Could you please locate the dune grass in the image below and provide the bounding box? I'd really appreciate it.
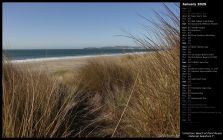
[67,47,179,137]
[2,4,179,138]
[2,61,106,138]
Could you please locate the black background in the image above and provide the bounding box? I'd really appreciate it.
[180,0,222,139]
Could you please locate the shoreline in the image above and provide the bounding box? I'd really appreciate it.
[9,52,148,73]
[10,52,147,63]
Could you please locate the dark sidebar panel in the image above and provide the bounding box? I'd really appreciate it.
[180,0,222,138]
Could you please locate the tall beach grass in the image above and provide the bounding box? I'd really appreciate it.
[2,4,180,138]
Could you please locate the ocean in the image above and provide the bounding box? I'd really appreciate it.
[3,48,147,62]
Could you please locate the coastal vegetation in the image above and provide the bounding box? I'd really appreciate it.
[2,4,179,138]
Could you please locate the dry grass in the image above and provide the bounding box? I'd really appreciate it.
[2,61,105,138]
[76,58,135,93]
[2,4,179,138]
[3,62,71,137]
[113,48,180,137]
[69,47,179,137]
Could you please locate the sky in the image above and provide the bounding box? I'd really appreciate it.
[3,2,179,49]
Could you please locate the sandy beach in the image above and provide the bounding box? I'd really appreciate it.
[12,54,129,73]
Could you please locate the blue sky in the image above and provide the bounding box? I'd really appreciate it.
[3,2,179,49]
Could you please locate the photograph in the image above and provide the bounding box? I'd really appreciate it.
[2,2,180,138]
